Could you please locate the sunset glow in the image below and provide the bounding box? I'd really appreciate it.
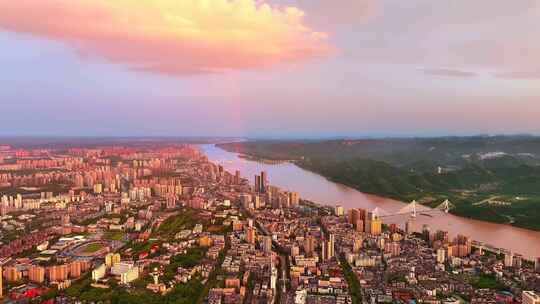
[1,0,539,137]
[0,0,332,74]
[2,1,540,300]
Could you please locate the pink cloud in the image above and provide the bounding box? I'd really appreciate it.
[0,0,333,75]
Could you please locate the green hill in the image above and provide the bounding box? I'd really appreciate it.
[218,136,540,231]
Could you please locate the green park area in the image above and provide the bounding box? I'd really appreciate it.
[59,248,210,304]
[470,274,506,290]
[156,209,205,240]
[339,256,362,304]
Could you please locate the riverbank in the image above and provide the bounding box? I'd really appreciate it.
[236,153,296,164]
[216,143,540,232]
[296,160,540,232]
[203,144,540,259]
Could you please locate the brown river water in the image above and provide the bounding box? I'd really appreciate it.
[202,144,540,260]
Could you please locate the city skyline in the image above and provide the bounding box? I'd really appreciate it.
[2,0,540,137]
[0,140,539,303]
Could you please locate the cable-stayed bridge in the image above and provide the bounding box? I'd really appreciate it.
[372,199,455,219]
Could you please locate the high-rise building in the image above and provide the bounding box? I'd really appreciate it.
[355,220,364,233]
[3,266,22,282]
[289,192,299,206]
[278,193,290,208]
[120,267,139,284]
[321,234,335,261]
[70,261,82,278]
[111,262,133,276]
[92,264,106,282]
[260,171,267,193]
[422,225,431,243]
[364,218,372,234]
[347,209,354,224]
[105,253,121,268]
[321,241,327,261]
[385,242,401,257]
[47,264,69,282]
[110,262,139,284]
[504,252,514,268]
[371,218,382,236]
[436,248,446,264]
[93,183,103,194]
[28,265,45,283]
[334,205,344,217]
[378,238,385,250]
[435,230,449,244]
[446,245,456,258]
[254,175,261,193]
[353,237,363,253]
[329,234,335,258]
[80,260,91,273]
[523,291,540,304]
[234,170,240,184]
[304,235,316,255]
[240,194,252,209]
[266,191,273,206]
[513,254,523,269]
[271,263,278,290]
[348,208,366,231]
[262,236,273,252]
[253,195,261,209]
[451,235,471,257]
[166,195,176,209]
[246,227,257,244]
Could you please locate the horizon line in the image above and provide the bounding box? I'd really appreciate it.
[0,133,538,141]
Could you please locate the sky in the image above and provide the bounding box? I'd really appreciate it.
[1,0,539,138]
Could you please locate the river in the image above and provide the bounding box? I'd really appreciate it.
[201,144,540,260]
